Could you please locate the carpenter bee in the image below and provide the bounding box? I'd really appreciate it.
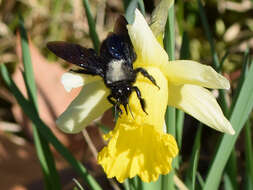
[47,16,159,116]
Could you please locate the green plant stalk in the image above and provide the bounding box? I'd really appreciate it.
[203,61,253,189]
[82,0,100,52]
[224,150,238,190]
[176,32,189,149]
[0,64,102,190]
[73,178,85,190]
[223,50,250,189]
[162,4,176,190]
[123,0,132,10]
[245,120,253,188]
[123,179,130,190]
[223,173,233,190]
[196,0,229,115]
[125,0,139,24]
[143,177,162,190]
[185,126,202,190]
[137,0,145,15]
[230,48,250,116]
[197,0,219,71]
[196,172,205,189]
[19,17,61,189]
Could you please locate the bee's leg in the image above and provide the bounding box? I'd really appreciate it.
[123,103,128,115]
[134,67,160,89]
[127,104,134,119]
[132,86,148,115]
[107,95,122,117]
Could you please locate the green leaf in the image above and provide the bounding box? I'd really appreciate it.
[197,0,219,70]
[19,16,61,189]
[73,178,85,190]
[244,120,253,189]
[0,64,102,190]
[224,150,238,190]
[185,126,202,190]
[143,176,162,190]
[230,48,250,115]
[196,172,205,189]
[123,179,131,190]
[176,32,189,149]
[125,0,139,24]
[223,173,234,190]
[163,4,176,190]
[203,60,253,190]
[82,0,100,52]
[137,0,145,15]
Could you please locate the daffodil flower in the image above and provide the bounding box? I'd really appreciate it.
[56,9,234,183]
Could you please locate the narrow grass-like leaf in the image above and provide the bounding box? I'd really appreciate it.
[218,52,229,73]
[230,48,250,115]
[0,64,102,190]
[123,179,131,190]
[128,176,143,190]
[196,172,204,189]
[97,123,110,134]
[217,52,230,116]
[223,173,233,190]
[164,3,176,142]
[82,0,100,52]
[73,178,85,190]
[222,51,248,190]
[176,32,189,149]
[137,0,145,15]
[19,16,61,189]
[245,120,253,189]
[143,177,162,190]
[129,177,138,190]
[176,109,184,149]
[204,61,253,190]
[185,126,202,190]
[125,0,139,24]
[224,150,238,190]
[197,0,219,70]
[162,4,176,190]
[197,0,229,116]
[123,0,131,11]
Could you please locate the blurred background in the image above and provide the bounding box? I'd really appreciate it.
[0,0,252,189]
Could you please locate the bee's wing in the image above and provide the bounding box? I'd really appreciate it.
[47,41,105,77]
[100,15,136,67]
[113,15,128,36]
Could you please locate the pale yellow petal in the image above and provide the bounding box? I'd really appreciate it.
[127,9,168,68]
[61,72,101,92]
[167,84,235,135]
[163,60,230,89]
[56,80,111,133]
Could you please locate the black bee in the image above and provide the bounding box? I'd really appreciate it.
[47,16,159,116]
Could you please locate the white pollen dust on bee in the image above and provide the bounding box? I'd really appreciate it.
[106,59,128,83]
